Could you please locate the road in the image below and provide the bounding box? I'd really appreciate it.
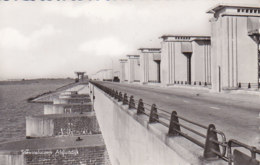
[95,81,260,148]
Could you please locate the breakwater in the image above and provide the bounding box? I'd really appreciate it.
[0,82,111,165]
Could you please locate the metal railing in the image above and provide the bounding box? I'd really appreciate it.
[237,82,260,89]
[90,81,260,165]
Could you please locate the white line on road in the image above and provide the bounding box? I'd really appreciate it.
[210,106,220,110]
[183,100,189,103]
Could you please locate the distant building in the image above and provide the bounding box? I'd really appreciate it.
[119,59,128,82]
[126,55,141,83]
[160,35,211,86]
[207,4,260,91]
[139,48,161,84]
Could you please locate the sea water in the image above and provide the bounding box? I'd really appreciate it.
[0,79,73,143]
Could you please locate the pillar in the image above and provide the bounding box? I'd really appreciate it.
[207,4,260,91]
[139,48,161,84]
[127,55,141,83]
[119,59,128,83]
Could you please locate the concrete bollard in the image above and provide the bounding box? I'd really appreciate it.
[168,111,181,136]
[149,104,159,123]
[203,124,221,159]
[123,93,128,105]
[118,92,123,102]
[137,99,144,114]
[238,82,241,88]
[128,96,135,109]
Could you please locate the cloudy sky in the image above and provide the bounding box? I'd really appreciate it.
[0,0,259,80]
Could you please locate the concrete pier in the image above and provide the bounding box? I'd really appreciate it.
[207,4,260,91]
[44,103,93,114]
[0,83,111,165]
[126,55,141,83]
[139,48,161,84]
[119,59,128,82]
[53,96,91,104]
[0,135,109,165]
[160,35,211,86]
[26,113,100,138]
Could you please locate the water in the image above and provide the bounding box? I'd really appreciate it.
[0,79,73,143]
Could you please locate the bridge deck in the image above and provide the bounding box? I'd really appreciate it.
[97,81,260,148]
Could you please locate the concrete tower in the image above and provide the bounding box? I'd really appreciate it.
[126,55,141,83]
[119,59,128,83]
[139,48,161,84]
[160,35,211,86]
[207,4,260,92]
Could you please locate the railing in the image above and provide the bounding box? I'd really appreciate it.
[174,80,212,86]
[237,82,260,89]
[90,81,260,165]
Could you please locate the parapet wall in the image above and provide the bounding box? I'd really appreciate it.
[44,103,93,114]
[90,83,225,165]
[26,113,100,138]
[0,136,110,165]
[24,146,109,165]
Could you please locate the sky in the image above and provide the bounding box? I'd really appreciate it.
[0,0,259,80]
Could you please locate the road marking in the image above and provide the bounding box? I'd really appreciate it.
[210,106,220,110]
[183,100,189,103]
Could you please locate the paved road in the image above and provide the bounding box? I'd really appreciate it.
[96,81,260,148]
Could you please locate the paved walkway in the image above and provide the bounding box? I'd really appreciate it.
[0,134,104,152]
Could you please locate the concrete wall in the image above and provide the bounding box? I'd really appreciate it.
[0,146,110,165]
[89,83,220,165]
[125,60,129,82]
[161,36,211,86]
[209,6,260,91]
[161,41,171,85]
[161,41,188,84]
[140,50,160,83]
[44,104,93,114]
[119,61,127,82]
[191,40,211,84]
[26,114,100,138]
[24,146,110,165]
[127,56,141,83]
[0,152,24,165]
[53,97,91,104]
[26,116,54,138]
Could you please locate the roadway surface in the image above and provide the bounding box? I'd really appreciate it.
[95,81,260,148]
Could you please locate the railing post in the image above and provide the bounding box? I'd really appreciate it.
[149,104,159,123]
[204,124,220,159]
[123,93,128,105]
[118,92,123,102]
[137,99,144,114]
[238,82,241,88]
[168,111,181,136]
[115,91,119,100]
[128,96,135,109]
[111,89,115,97]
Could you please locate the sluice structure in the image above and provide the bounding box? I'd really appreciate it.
[89,4,260,94]
[160,35,211,86]
[0,83,110,165]
[207,4,260,91]
[126,55,141,83]
[119,59,128,83]
[139,48,161,84]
